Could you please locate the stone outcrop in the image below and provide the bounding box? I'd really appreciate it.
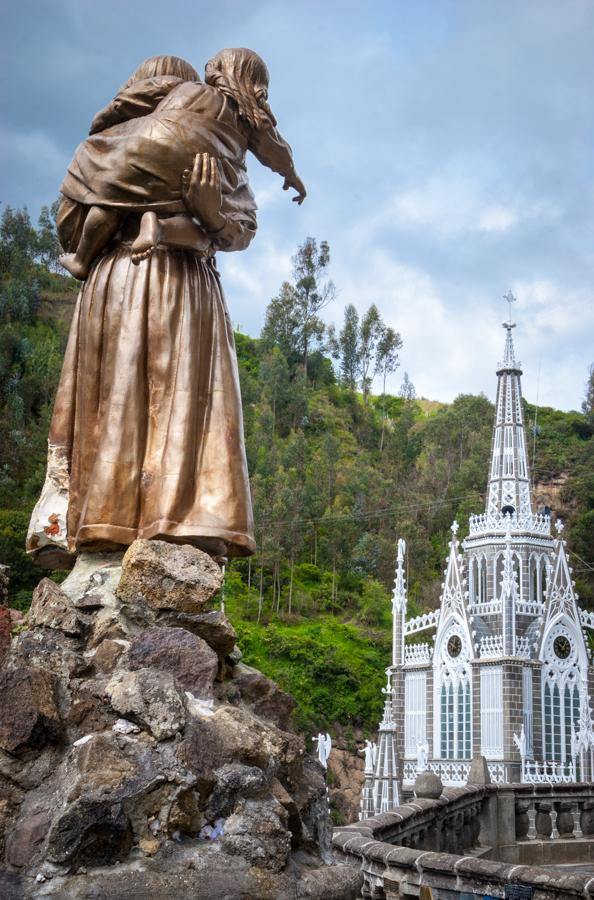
[0,539,361,899]
[327,745,365,825]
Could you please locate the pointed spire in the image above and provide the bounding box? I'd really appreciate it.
[541,522,581,630]
[392,538,407,667]
[485,300,532,519]
[392,538,407,614]
[359,669,400,818]
[501,291,519,369]
[440,523,467,626]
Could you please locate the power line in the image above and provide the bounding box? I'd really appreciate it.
[255,491,484,531]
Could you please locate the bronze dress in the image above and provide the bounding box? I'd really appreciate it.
[27,84,261,560]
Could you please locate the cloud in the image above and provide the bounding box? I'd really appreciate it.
[1,0,593,410]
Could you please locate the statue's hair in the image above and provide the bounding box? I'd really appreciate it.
[205,48,274,129]
[120,55,200,90]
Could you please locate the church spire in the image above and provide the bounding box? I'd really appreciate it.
[485,292,532,519]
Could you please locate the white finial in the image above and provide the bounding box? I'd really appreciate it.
[451,520,459,537]
[555,519,565,535]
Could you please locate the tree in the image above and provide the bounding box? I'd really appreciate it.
[291,238,335,379]
[336,304,360,390]
[376,325,402,449]
[259,347,292,435]
[399,372,416,400]
[358,304,383,403]
[36,201,62,272]
[0,205,37,277]
[582,363,594,421]
[261,282,301,362]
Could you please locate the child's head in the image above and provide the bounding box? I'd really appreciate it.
[121,56,200,91]
[205,48,274,130]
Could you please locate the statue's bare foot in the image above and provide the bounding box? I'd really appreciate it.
[131,212,160,264]
[59,253,89,280]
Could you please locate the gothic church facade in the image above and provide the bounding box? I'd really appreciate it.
[389,319,594,789]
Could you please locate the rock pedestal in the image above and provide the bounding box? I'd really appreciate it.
[0,539,361,899]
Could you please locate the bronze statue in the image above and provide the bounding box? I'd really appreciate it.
[27,50,306,566]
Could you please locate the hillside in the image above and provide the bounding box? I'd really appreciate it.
[1,208,593,740]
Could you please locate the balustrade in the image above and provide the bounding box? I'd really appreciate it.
[468,510,551,535]
[334,780,594,900]
[403,642,432,665]
[404,610,440,635]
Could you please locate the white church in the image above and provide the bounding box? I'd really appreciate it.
[361,307,594,817]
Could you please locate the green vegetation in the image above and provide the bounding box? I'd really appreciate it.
[1,214,593,734]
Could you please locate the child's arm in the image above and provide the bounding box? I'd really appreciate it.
[89,76,184,134]
[248,124,306,204]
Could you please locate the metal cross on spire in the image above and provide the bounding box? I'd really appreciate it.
[503,290,517,329]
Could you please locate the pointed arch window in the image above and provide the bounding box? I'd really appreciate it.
[439,674,471,759]
[436,626,472,761]
[542,628,582,766]
[516,427,527,478]
[494,553,504,600]
[503,426,514,476]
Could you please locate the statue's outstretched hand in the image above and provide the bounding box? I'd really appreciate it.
[283,172,307,205]
[182,153,225,232]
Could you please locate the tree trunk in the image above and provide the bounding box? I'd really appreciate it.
[257,549,264,624]
[380,368,387,452]
[288,558,294,616]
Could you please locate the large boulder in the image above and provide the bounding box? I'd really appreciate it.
[5,810,51,868]
[44,731,175,867]
[47,797,133,865]
[106,668,186,740]
[231,663,296,730]
[126,626,218,698]
[161,609,237,657]
[28,578,82,636]
[117,540,223,615]
[11,628,87,680]
[222,796,292,872]
[178,705,303,782]
[0,666,62,755]
[205,764,268,820]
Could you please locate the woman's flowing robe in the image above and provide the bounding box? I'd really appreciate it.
[27,125,258,561]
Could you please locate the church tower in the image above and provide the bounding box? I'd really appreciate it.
[392,294,594,791]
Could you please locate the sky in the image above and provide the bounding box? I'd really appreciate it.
[2,0,593,411]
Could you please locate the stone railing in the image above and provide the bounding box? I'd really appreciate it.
[467,510,551,536]
[467,598,502,616]
[476,634,533,660]
[403,760,506,787]
[403,642,432,666]
[516,598,545,616]
[404,610,439,636]
[580,607,594,630]
[333,780,594,899]
[522,759,576,784]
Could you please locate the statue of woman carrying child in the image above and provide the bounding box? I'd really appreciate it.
[27,49,306,566]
